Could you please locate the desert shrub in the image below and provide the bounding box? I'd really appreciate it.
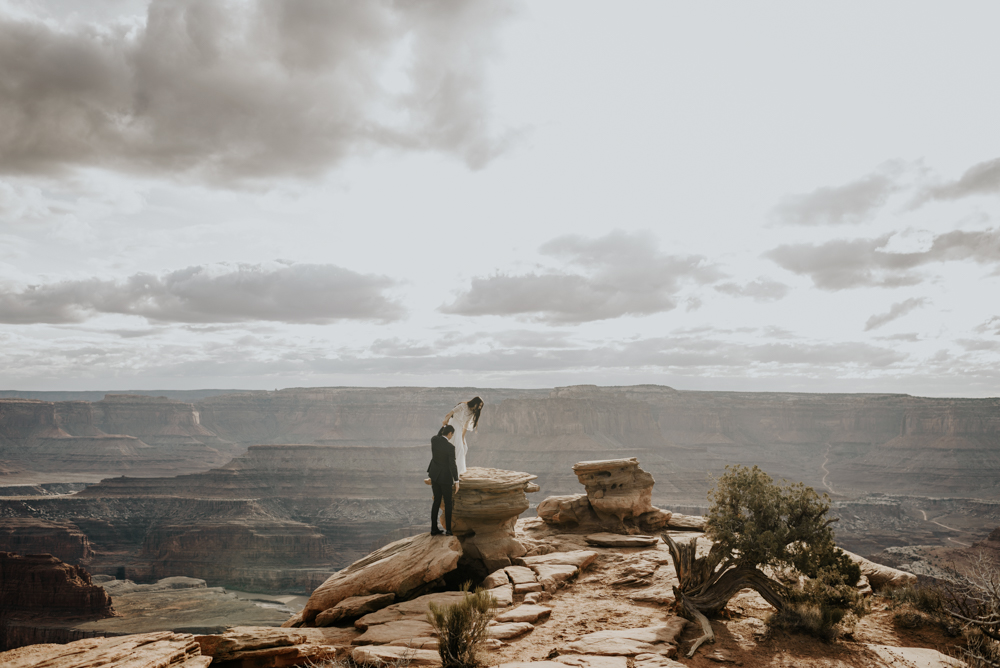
[893,609,929,629]
[427,584,496,668]
[305,655,412,668]
[706,465,859,585]
[960,627,1000,668]
[789,566,869,617]
[885,584,946,615]
[767,601,844,643]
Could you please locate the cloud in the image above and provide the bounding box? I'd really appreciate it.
[772,170,901,226]
[714,278,789,302]
[0,0,516,182]
[441,230,723,323]
[765,228,1000,289]
[915,156,1000,204]
[0,262,403,324]
[864,298,927,331]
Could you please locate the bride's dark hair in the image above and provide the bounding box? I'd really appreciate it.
[468,396,484,429]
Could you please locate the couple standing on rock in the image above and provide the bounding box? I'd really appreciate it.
[426,396,484,536]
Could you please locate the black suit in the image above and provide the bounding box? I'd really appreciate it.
[427,434,458,533]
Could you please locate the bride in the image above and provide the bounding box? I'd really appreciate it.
[442,396,483,477]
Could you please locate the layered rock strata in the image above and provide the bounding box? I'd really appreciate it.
[0,552,114,650]
[0,519,93,564]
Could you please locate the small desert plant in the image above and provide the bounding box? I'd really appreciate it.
[767,601,844,643]
[305,655,413,668]
[427,583,496,668]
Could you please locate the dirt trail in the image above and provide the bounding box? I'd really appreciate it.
[916,509,973,546]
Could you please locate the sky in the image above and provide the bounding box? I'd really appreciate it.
[2,0,1000,396]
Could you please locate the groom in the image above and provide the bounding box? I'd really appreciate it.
[428,424,459,536]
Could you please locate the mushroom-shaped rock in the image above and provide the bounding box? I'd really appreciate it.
[538,459,672,532]
[289,533,461,627]
[453,467,539,572]
[572,458,667,525]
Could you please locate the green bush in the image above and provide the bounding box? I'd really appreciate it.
[427,584,496,668]
[706,465,859,586]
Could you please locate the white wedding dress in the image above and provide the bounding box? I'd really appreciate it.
[446,402,475,476]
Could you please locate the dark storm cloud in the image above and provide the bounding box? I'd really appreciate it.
[864,298,927,331]
[765,228,1000,289]
[915,157,1000,204]
[713,278,789,302]
[440,231,723,323]
[0,263,403,324]
[772,172,900,226]
[0,0,514,181]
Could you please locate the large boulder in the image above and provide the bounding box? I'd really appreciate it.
[538,459,672,532]
[453,467,540,572]
[289,533,461,627]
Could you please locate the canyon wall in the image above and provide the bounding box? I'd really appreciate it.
[0,395,240,478]
[3,384,1000,593]
[0,552,114,650]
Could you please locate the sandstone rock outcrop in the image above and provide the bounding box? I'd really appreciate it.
[538,458,672,533]
[0,631,212,668]
[0,552,114,650]
[454,467,540,572]
[197,625,357,666]
[841,549,918,591]
[292,533,462,627]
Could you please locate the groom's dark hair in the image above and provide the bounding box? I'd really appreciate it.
[438,425,455,437]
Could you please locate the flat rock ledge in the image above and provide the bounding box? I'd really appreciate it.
[289,533,461,627]
[561,619,688,658]
[0,631,211,668]
[454,467,540,572]
[197,626,357,665]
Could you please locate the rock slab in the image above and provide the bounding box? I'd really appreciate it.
[197,626,357,665]
[585,533,659,548]
[316,593,395,627]
[291,533,461,627]
[352,645,443,667]
[495,604,552,624]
